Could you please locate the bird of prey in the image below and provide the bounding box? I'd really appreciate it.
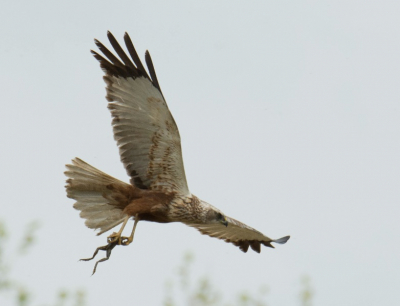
[65,32,290,273]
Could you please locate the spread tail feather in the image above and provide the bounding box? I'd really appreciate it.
[273,235,290,244]
[65,158,134,235]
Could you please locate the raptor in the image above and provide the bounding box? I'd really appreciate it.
[65,32,290,274]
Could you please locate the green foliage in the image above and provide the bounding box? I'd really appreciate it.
[0,220,12,292]
[163,252,271,306]
[299,275,313,306]
[18,221,40,255]
[0,220,86,306]
[164,252,314,306]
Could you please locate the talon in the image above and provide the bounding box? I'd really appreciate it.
[121,236,133,246]
[107,232,122,244]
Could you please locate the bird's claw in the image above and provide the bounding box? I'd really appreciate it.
[106,232,132,245]
[121,236,133,246]
[107,232,121,244]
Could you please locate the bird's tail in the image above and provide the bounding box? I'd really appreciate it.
[65,158,134,235]
[273,235,290,244]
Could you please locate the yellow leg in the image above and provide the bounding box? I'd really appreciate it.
[107,215,129,245]
[121,214,139,246]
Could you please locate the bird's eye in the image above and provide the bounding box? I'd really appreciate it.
[216,212,223,220]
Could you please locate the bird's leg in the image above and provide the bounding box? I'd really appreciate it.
[107,215,130,244]
[121,214,139,246]
[79,240,118,275]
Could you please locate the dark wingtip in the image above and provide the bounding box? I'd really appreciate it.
[250,241,261,253]
[90,50,98,57]
[273,235,290,244]
[262,241,275,248]
[236,240,250,253]
[106,31,114,41]
[239,245,249,253]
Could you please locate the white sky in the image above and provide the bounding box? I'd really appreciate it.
[1,1,399,305]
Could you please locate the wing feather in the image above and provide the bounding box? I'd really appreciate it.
[124,32,151,80]
[144,50,162,95]
[187,216,290,253]
[93,32,189,195]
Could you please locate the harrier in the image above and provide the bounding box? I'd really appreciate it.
[65,32,290,273]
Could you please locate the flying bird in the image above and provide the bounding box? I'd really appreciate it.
[65,32,290,273]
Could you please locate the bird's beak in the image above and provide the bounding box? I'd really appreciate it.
[220,219,228,227]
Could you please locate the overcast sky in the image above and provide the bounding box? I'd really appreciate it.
[1,1,399,305]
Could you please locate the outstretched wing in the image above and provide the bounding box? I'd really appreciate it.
[188,217,290,253]
[92,31,189,195]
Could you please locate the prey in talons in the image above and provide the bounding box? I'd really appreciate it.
[80,215,140,274]
[79,240,118,275]
[106,214,139,246]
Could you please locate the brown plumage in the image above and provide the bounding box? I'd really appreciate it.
[65,31,289,272]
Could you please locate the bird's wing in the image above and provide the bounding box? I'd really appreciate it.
[92,31,189,195]
[187,216,290,253]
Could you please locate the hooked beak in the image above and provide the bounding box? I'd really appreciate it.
[220,219,228,227]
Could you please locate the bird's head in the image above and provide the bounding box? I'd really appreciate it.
[206,209,228,227]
